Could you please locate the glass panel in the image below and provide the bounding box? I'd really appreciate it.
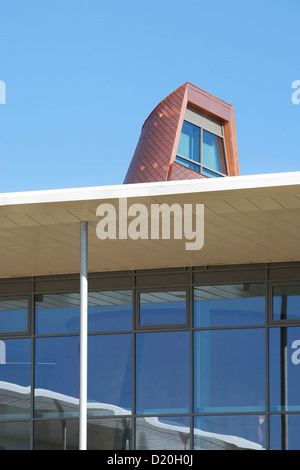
[194,329,265,413]
[0,338,31,419]
[139,291,186,326]
[136,416,190,450]
[202,130,226,174]
[177,121,200,162]
[175,155,199,172]
[136,331,189,414]
[0,298,28,333]
[88,334,132,416]
[87,418,132,450]
[36,291,132,335]
[194,284,265,327]
[273,285,300,321]
[269,327,300,411]
[34,336,79,418]
[194,415,266,451]
[269,414,300,450]
[34,419,78,450]
[35,293,80,335]
[0,421,30,450]
[88,290,132,332]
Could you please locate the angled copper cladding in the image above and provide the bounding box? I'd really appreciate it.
[123,82,239,184]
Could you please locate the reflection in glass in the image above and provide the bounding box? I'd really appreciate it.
[139,291,186,326]
[194,415,265,450]
[34,336,79,418]
[136,416,190,450]
[34,419,78,450]
[177,121,200,162]
[36,290,132,335]
[35,293,80,335]
[269,327,300,413]
[0,338,31,419]
[88,290,132,332]
[269,414,300,450]
[0,421,30,450]
[87,418,132,450]
[88,334,132,416]
[273,285,300,321]
[0,298,28,333]
[194,329,265,413]
[136,331,189,414]
[194,284,265,327]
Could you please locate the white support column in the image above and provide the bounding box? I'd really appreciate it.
[79,221,88,450]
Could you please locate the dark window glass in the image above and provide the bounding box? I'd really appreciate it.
[35,293,80,335]
[34,419,78,450]
[202,130,226,174]
[194,284,265,327]
[269,414,300,450]
[194,329,265,413]
[139,291,187,326]
[88,290,132,332]
[34,336,79,418]
[194,415,266,451]
[87,418,132,450]
[0,338,31,419]
[0,421,30,450]
[136,331,189,414]
[273,285,300,321]
[269,327,300,412]
[88,334,132,416]
[136,416,190,450]
[0,298,28,333]
[177,121,200,162]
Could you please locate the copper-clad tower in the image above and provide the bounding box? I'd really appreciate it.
[124,82,239,184]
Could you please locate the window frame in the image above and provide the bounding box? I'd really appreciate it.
[175,107,228,178]
[193,282,267,329]
[269,281,300,325]
[87,289,133,333]
[0,295,31,337]
[135,287,189,330]
[34,289,133,335]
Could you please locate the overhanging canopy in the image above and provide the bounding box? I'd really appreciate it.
[0,172,300,279]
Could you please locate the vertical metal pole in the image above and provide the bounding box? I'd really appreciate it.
[280,295,288,450]
[79,221,88,450]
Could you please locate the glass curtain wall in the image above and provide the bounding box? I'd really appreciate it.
[1,270,300,449]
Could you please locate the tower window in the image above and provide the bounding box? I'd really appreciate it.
[175,108,228,177]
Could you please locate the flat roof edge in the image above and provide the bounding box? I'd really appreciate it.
[0,171,300,207]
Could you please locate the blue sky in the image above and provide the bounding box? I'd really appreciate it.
[0,0,299,193]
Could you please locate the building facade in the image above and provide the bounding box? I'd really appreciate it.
[2,263,300,450]
[0,84,300,450]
